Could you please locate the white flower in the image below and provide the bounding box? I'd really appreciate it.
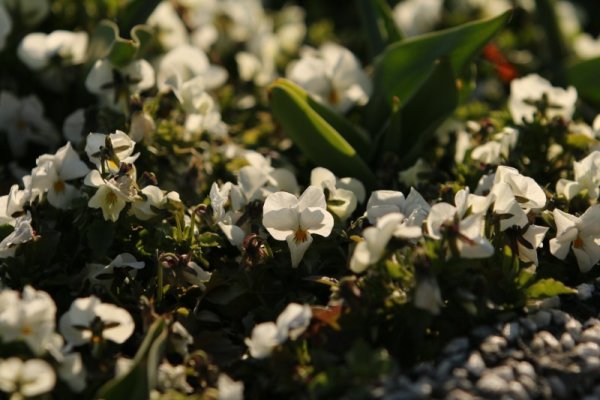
[310,167,365,221]
[494,166,546,210]
[509,74,577,124]
[398,159,432,187]
[85,131,139,173]
[549,206,600,273]
[393,0,443,36]
[365,188,429,239]
[275,302,311,340]
[218,373,244,400]
[3,0,49,26]
[209,182,246,247]
[156,362,193,394]
[84,170,132,222]
[262,186,334,267]
[574,33,600,59]
[170,321,193,356]
[147,1,188,50]
[85,58,155,110]
[556,151,600,200]
[0,4,12,51]
[0,91,58,158]
[58,352,86,393]
[0,213,34,259]
[131,185,180,220]
[471,127,519,165]
[414,275,443,315]
[0,358,55,398]
[350,212,404,273]
[180,261,212,289]
[18,30,88,70]
[62,108,86,145]
[517,224,549,266]
[236,29,278,87]
[129,111,155,143]
[84,253,145,287]
[237,151,298,203]
[287,43,372,113]
[59,296,135,346]
[244,321,280,359]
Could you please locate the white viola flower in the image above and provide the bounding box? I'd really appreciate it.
[218,373,244,400]
[170,321,193,357]
[494,166,546,210]
[62,108,86,145]
[350,212,404,273]
[58,352,86,393]
[156,362,193,394]
[426,199,494,259]
[157,44,227,92]
[84,253,145,287]
[275,5,306,54]
[0,213,34,259]
[0,4,12,51]
[574,33,600,59]
[85,58,155,111]
[263,186,334,267]
[129,111,155,143]
[244,321,280,359]
[398,159,432,187]
[310,167,365,221]
[180,261,212,289]
[132,185,181,220]
[471,127,519,165]
[209,182,246,247]
[147,1,188,50]
[59,296,135,346]
[393,0,443,36]
[414,275,443,315]
[237,151,298,203]
[489,182,528,232]
[84,170,132,222]
[18,30,88,71]
[85,131,139,173]
[550,206,600,273]
[4,184,28,222]
[365,188,430,239]
[556,151,600,200]
[0,91,58,158]
[275,303,312,340]
[3,0,49,26]
[517,224,549,266]
[287,42,372,113]
[509,74,577,124]
[0,358,55,399]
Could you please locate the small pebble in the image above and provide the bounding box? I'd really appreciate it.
[444,337,469,354]
[507,381,530,400]
[529,310,552,329]
[551,309,567,326]
[465,352,485,377]
[548,375,567,398]
[560,332,575,350]
[476,372,506,395]
[574,342,600,359]
[577,283,594,300]
[480,335,507,355]
[502,322,520,342]
[581,326,600,344]
[514,361,535,378]
[566,318,582,338]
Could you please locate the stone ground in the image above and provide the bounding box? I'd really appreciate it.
[382,280,600,399]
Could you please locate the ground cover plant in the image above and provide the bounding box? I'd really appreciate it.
[2,0,600,398]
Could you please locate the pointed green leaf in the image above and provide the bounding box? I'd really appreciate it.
[270,79,377,186]
[86,21,154,69]
[567,57,600,104]
[95,317,167,400]
[525,278,576,299]
[355,0,403,58]
[366,11,511,132]
[118,0,162,34]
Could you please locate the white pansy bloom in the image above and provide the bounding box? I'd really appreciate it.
[287,43,372,113]
[85,58,155,111]
[170,321,193,356]
[517,224,549,266]
[550,206,600,273]
[365,188,429,239]
[237,151,298,203]
[218,373,244,400]
[132,185,180,220]
[398,159,432,187]
[393,0,443,36]
[58,352,86,393]
[244,321,280,359]
[350,212,404,273]
[147,1,188,50]
[157,44,227,92]
[0,358,55,398]
[84,170,133,222]
[84,253,145,287]
[129,111,155,143]
[59,296,135,346]
[0,4,12,51]
[556,151,600,200]
[3,0,49,26]
[0,91,58,158]
[62,108,86,145]
[574,33,600,59]
[310,167,365,221]
[414,275,443,315]
[0,213,34,259]
[180,261,212,289]
[156,362,193,394]
[494,166,546,210]
[509,74,577,124]
[85,131,139,173]
[18,30,88,70]
[263,186,334,267]
[209,182,246,247]
[471,127,519,165]
[275,302,311,340]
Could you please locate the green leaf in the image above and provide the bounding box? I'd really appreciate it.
[96,318,167,400]
[525,278,576,299]
[86,219,115,259]
[355,0,403,58]
[86,21,154,69]
[269,79,377,186]
[117,0,162,35]
[366,11,511,132]
[567,57,600,104]
[535,0,567,84]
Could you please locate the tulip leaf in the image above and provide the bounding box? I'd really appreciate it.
[366,10,511,132]
[269,79,377,186]
[355,0,403,58]
[95,317,167,400]
[567,57,600,104]
[524,278,576,299]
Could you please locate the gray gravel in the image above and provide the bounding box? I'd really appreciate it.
[382,278,600,399]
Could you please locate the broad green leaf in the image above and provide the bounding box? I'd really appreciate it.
[567,57,600,104]
[86,21,154,69]
[366,11,511,132]
[525,278,576,299]
[386,58,459,165]
[275,79,372,158]
[269,79,377,186]
[355,0,403,58]
[535,0,567,83]
[118,0,162,34]
[96,317,167,400]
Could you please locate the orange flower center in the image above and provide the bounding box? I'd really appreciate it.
[328,88,340,105]
[574,237,584,249]
[106,190,118,206]
[53,180,65,193]
[294,229,309,243]
[21,325,32,336]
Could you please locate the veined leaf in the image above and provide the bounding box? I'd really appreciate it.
[355,0,403,58]
[366,11,511,132]
[269,79,377,186]
[525,278,576,299]
[567,57,600,104]
[95,317,167,400]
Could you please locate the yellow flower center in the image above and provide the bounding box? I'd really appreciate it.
[21,325,32,336]
[294,229,309,243]
[53,180,65,193]
[328,88,340,105]
[105,190,118,206]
